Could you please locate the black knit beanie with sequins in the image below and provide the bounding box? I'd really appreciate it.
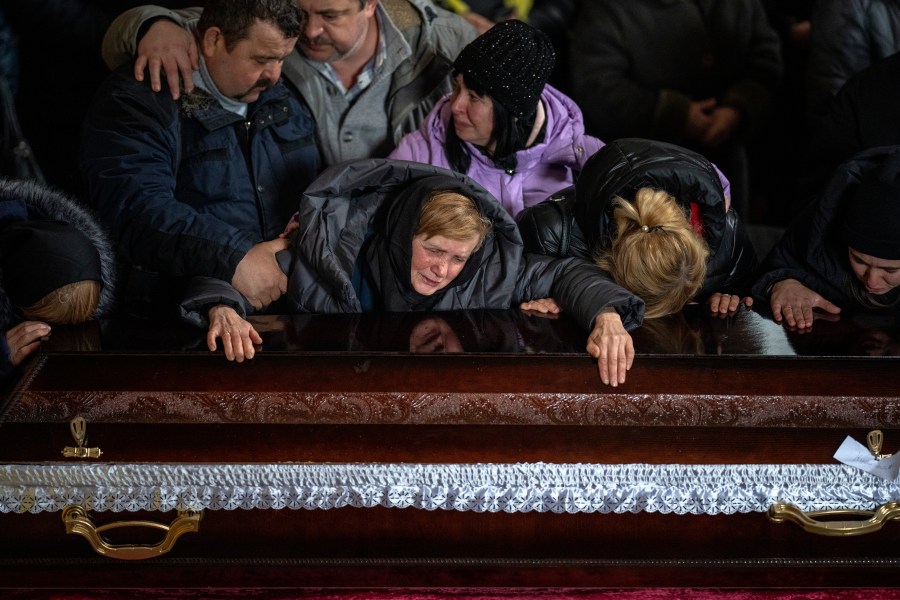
[453,19,556,120]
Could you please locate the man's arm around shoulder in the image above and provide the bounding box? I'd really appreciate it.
[102,5,201,70]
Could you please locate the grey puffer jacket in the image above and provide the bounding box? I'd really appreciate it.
[180,159,644,334]
[102,0,476,167]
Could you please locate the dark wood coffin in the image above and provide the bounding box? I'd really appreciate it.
[2,308,900,589]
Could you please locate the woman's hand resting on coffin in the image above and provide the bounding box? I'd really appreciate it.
[519,297,561,315]
[769,278,841,331]
[207,305,262,362]
[707,292,752,316]
[587,308,634,387]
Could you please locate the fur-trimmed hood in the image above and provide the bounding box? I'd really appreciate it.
[0,179,116,328]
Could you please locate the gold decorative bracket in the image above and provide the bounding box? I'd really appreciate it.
[62,506,202,560]
[768,501,900,536]
[867,429,892,459]
[61,416,103,459]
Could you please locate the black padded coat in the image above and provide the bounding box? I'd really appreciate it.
[516,138,758,301]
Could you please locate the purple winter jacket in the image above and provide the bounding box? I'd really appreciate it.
[388,84,604,217]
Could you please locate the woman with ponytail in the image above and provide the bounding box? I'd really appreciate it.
[596,188,710,319]
[517,137,758,320]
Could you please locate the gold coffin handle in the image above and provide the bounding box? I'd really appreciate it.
[768,501,900,536]
[62,505,201,560]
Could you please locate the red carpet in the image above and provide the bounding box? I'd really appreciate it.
[4,590,900,600]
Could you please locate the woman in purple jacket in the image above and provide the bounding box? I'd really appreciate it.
[388,19,603,218]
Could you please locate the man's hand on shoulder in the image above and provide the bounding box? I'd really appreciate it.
[135,19,199,100]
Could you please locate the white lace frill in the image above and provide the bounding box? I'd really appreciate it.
[2,462,898,515]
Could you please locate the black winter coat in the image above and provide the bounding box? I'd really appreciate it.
[570,0,782,143]
[516,138,758,301]
[81,64,319,314]
[806,0,900,122]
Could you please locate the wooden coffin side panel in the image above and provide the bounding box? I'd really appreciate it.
[3,507,900,588]
[4,353,900,429]
[3,351,900,587]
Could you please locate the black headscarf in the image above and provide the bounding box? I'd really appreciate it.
[364,174,492,311]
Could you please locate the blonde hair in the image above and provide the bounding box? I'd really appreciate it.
[595,188,709,319]
[416,191,493,251]
[21,280,102,324]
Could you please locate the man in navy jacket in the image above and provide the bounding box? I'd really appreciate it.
[81,0,320,319]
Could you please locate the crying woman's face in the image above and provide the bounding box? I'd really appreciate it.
[409,234,478,296]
